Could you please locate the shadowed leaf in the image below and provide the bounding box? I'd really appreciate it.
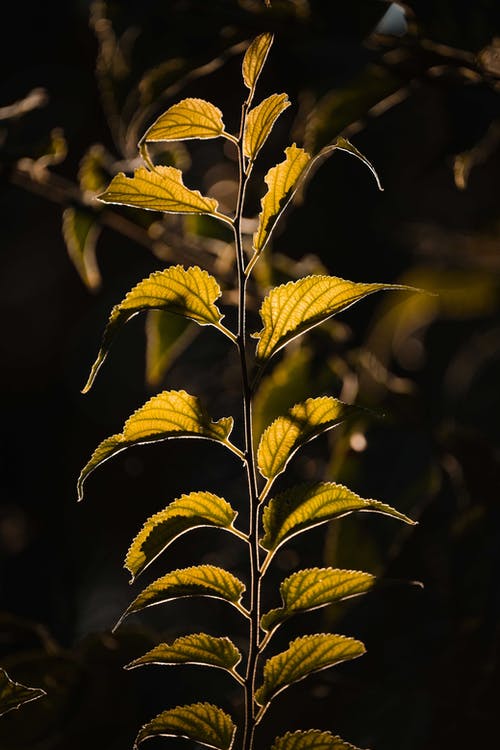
[242,32,274,91]
[82,265,224,392]
[0,668,46,717]
[271,730,366,750]
[255,634,365,706]
[126,633,241,674]
[261,568,375,633]
[145,311,196,388]
[62,207,101,291]
[77,390,233,501]
[125,491,238,581]
[134,702,236,750]
[244,93,290,161]
[144,98,226,142]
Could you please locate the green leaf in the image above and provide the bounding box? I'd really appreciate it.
[77,390,233,501]
[244,93,290,161]
[98,166,218,215]
[144,98,226,142]
[261,481,416,553]
[82,265,225,392]
[125,491,239,581]
[261,568,375,633]
[145,311,195,388]
[0,668,46,717]
[242,32,274,91]
[125,633,241,674]
[257,397,357,483]
[78,143,108,194]
[255,633,365,707]
[271,730,365,750]
[254,275,415,364]
[115,565,246,629]
[253,144,311,253]
[134,702,236,750]
[62,207,101,291]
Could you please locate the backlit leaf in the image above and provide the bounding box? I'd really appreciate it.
[144,98,226,143]
[125,491,238,581]
[98,166,218,215]
[261,568,374,633]
[244,93,290,161]
[254,275,414,364]
[82,265,224,392]
[115,565,246,629]
[77,390,233,501]
[0,668,46,717]
[261,481,415,553]
[145,311,195,388]
[62,207,101,291]
[330,137,382,191]
[253,144,311,252]
[126,633,241,673]
[255,633,365,706]
[78,143,108,194]
[134,702,236,750]
[242,32,274,91]
[272,730,365,750]
[257,397,357,482]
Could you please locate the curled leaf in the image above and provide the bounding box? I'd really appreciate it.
[244,93,290,161]
[134,702,236,750]
[242,32,274,91]
[0,668,46,717]
[144,98,226,142]
[271,730,366,750]
[126,633,241,673]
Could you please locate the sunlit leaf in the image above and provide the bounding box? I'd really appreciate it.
[82,265,224,392]
[244,93,290,161]
[255,634,365,706]
[257,397,357,482]
[144,98,226,143]
[272,729,365,750]
[77,390,233,501]
[261,568,374,633]
[126,633,241,674]
[125,491,238,581]
[329,137,382,191]
[145,311,195,388]
[0,668,46,717]
[134,702,236,750]
[254,275,414,364]
[115,565,246,629]
[261,481,415,553]
[62,207,101,292]
[78,143,108,194]
[253,144,311,253]
[98,166,218,215]
[242,32,274,91]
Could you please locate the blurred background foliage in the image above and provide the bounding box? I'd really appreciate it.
[1,1,499,748]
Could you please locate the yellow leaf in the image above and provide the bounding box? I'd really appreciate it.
[0,668,46,718]
[254,275,416,364]
[244,93,290,161]
[82,265,224,392]
[261,568,375,633]
[134,702,236,750]
[253,144,311,252]
[125,633,241,673]
[261,481,416,553]
[77,390,233,501]
[272,730,366,750]
[125,491,238,581]
[255,633,365,706]
[98,166,218,215]
[144,98,226,142]
[257,397,357,482]
[242,32,274,91]
[62,207,101,292]
[115,565,246,629]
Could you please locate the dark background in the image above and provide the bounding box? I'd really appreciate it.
[1,2,499,749]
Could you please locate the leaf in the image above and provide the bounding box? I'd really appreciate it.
[261,568,375,633]
[82,265,224,392]
[134,702,236,750]
[145,311,195,388]
[244,93,290,161]
[62,207,102,291]
[253,144,311,253]
[333,137,383,191]
[242,32,274,91]
[98,166,218,215]
[261,481,415,553]
[78,143,108,194]
[255,634,365,706]
[144,98,226,143]
[0,668,46,717]
[77,390,233,501]
[125,633,241,673]
[254,275,415,364]
[271,730,365,750]
[257,397,357,482]
[125,491,238,581]
[115,565,246,629]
